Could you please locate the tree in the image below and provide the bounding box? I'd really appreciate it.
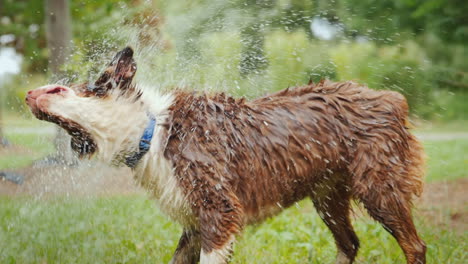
[45,0,77,165]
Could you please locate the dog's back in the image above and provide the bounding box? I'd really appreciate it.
[162,80,424,222]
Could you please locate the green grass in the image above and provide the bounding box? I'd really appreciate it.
[0,196,465,264]
[1,114,55,169]
[0,132,54,169]
[1,131,55,167]
[0,196,180,264]
[424,139,468,182]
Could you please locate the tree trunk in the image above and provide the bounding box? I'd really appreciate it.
[0,79,8,147]
[45,0,77,164]
[46,0,72,74]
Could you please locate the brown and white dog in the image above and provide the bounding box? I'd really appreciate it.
[26,47,426,264]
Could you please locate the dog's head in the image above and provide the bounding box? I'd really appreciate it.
[83,46,138,97]
[25,47,147,160]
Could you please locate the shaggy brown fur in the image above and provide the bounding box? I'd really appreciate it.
[26,47,426,264]
[162,80,426,263]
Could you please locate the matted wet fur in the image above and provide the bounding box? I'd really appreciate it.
[26,47,426,264]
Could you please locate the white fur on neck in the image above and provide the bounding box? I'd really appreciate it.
[133,89,194,226]
[139,85,175,118]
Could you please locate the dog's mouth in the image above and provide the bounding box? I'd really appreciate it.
[44,113,98,158]
[25,85,98,157]
[25,85,68,119]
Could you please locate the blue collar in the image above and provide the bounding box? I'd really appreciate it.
[124,113,156,168]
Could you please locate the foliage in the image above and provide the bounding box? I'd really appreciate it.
[1,0,467,121]
[0,0,47,72]
[0,0,140,73]
[331,0,468,44]
[399,0,468,43]
[329,41,435,117]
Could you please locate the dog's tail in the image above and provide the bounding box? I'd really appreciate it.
[348,91,425,205]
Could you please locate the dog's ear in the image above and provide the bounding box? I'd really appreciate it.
[90,47,137,96]
[107,46,137,87]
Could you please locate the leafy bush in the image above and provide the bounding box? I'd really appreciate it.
[329,41,456,119]
[264,30,335,93]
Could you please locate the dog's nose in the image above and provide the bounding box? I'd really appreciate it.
[25,91,33,103]
[25,90,33,101]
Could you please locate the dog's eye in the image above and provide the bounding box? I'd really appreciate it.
[85,83,108,97]
[87,83,97,91]
[85,83,103,96]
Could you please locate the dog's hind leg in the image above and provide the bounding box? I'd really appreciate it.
[360,192,426,264]
[311,177,360,264]
[170,228,201,264]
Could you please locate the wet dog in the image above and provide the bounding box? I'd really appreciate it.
[26,47,426,264]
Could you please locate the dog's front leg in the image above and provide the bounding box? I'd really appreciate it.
[198,194,244,264]
[169,228,201,264]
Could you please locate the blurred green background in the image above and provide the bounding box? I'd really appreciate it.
[1,0,467,120]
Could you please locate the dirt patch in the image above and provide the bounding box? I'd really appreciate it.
[0,161,143,198]
[0,144,33,156]
[0,179,20,196]
[416,178,468,233]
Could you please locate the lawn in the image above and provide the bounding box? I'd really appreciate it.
[0,115,54,169]
[424,139,468,182]
[0,195,466,264]
[0,116,467,263]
